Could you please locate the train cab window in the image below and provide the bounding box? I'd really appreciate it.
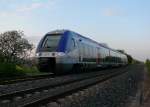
[68,38,76,52]
[72,38,76,47]
[42,34,61,51]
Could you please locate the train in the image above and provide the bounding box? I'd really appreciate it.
[36,30,128,74]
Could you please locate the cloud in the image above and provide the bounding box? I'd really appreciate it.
[0,12,9,17]
[0,11,17,17]
[102,8,124,16]
[17,3,44,12]
[0,0,56,17]
[16,0,56,12]
[26,35,41,45]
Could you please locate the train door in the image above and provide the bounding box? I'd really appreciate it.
[78,39,83,62]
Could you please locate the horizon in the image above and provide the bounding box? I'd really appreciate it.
[0,0,149,61]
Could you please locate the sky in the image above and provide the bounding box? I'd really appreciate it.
[0,0,149,61]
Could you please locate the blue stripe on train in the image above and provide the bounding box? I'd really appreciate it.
[57,31,69,52]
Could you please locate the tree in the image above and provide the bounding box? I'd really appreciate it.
[126,54,133,64]
[117,50,125,54]
[117,49,133,64]
[146,59,150,65]
[0,30,33,64]
[146,59,150,62]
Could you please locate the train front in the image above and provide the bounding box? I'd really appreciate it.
[36,31,66,73]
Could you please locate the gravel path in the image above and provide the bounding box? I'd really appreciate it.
[141,68,150,107]
[129,66,150,107]
[44,64,144,107]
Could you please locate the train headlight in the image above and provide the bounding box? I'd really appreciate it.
[36,53,41,57]
[57,52,65,56]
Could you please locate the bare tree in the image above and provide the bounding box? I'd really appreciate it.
[0,30,33,64]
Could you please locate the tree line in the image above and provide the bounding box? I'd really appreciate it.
[117,50,133,64]
[146,59,150,72]
[0,30,40,77]
[0,30,33,64]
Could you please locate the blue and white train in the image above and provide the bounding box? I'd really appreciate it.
[36,30,128,74]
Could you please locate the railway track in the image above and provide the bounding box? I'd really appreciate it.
[0,73,54,85]
[0,66,130,107]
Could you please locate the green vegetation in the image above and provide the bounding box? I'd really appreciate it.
[16,65,40,76]
[117,49,133,64]
[0,63,21,77]
[0,30,40,79]
[146,59,150,73]
[0,63,40,78]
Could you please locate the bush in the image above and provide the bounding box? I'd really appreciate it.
[0,63,40,78]
[16,65,40,75]
[146,59,150,73]
[0,63,25,77]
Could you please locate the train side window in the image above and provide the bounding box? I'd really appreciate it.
[68,38,76,52]
[85,44,88,56]
[83,44,86,56]
[72,38,76,47]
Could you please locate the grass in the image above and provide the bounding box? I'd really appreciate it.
[146,60,150,73]
[0,63,40,79]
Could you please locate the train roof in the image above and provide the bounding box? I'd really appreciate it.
[47,30,66,35]
[46,29,125,55]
